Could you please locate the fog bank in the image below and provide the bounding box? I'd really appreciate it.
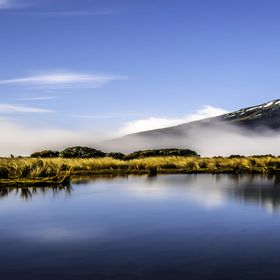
[100,123,280,157]
[1,118,280,157]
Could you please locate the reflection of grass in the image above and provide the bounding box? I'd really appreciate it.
[0,185,72,200]
[1,156,280,185]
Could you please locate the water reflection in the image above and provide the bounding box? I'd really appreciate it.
[232,175,280,212]
[0,185,72,200]
[72,174,129,185]
[72,174,280,213]
[1,174,280,279]
[2,174,280,213]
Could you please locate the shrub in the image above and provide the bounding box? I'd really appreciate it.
[124,149,198,160]
[59,146,106,158]
[228,155,244,158]
[106,152,125,160]
[31,150,59,158]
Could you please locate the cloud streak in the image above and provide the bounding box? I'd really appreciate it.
[0,1,115,15]
[0,103,53,113]
[0,0,30,10]
[70,114,112,119]
[0,0,13,9]
[0,71,126,88]
[14,9,116,17]
[15,96,57,101]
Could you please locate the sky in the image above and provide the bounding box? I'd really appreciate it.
[1,0,280,154]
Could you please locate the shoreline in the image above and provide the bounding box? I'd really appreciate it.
[1,156,280,186]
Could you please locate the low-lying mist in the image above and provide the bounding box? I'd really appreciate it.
[1,118,280,157]
[99,122,280,157]
[0,119,103,157]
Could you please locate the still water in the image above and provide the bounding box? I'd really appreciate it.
[1,174,280,280]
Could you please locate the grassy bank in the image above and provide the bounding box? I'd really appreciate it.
[1,156,280,186]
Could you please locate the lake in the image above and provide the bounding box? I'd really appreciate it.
[1,174,280,280]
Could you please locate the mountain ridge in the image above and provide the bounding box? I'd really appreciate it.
[131,99,280,138]
[102,99,280,154]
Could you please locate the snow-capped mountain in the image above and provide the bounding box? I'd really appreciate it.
[223,99,280,128]
[129,99,280,138]
[104,99,280,154]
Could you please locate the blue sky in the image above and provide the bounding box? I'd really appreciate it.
[1,0,280,154]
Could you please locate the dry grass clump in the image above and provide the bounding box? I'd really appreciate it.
[0,158,61,179]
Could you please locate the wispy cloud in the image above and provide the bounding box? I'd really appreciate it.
[0,71,126,88]
[15,96,57,101]
[0,103,53,113]
[14,9,116,17]
[0,0,13,9]
[118,106,229,135]
[0,0,31,10]
[70,114,112,119]
[0,1,115,15]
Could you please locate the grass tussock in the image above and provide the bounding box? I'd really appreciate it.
[1,156,280,183]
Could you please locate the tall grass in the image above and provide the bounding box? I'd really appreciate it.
[1,156,280,181]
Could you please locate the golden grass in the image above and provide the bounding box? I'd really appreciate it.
[1,156,280,182]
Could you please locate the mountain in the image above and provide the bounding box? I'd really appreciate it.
[103,99,280,155]
[220,99,280,129]
[134,99,280,137]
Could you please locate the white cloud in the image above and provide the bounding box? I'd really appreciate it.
[0,71,126,88]
[0,103,53,113]
[118,105,229,135]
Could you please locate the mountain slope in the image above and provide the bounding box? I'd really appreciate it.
[223,99,280,129]
[126,99,280,138]
[103,99,280,154]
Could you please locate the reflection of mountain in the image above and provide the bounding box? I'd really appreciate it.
[0,185,72,200]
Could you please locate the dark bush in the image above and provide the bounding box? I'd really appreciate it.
[0,166,10,179]
[228,155,244,158]
[251,154,275,158]
[106,152,125,160]
[59,146,106,158]
[31,150,59,158]
[124,149,199,160]
[148,167,158,177]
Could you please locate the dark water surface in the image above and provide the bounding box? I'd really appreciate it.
[1,174,280,280]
